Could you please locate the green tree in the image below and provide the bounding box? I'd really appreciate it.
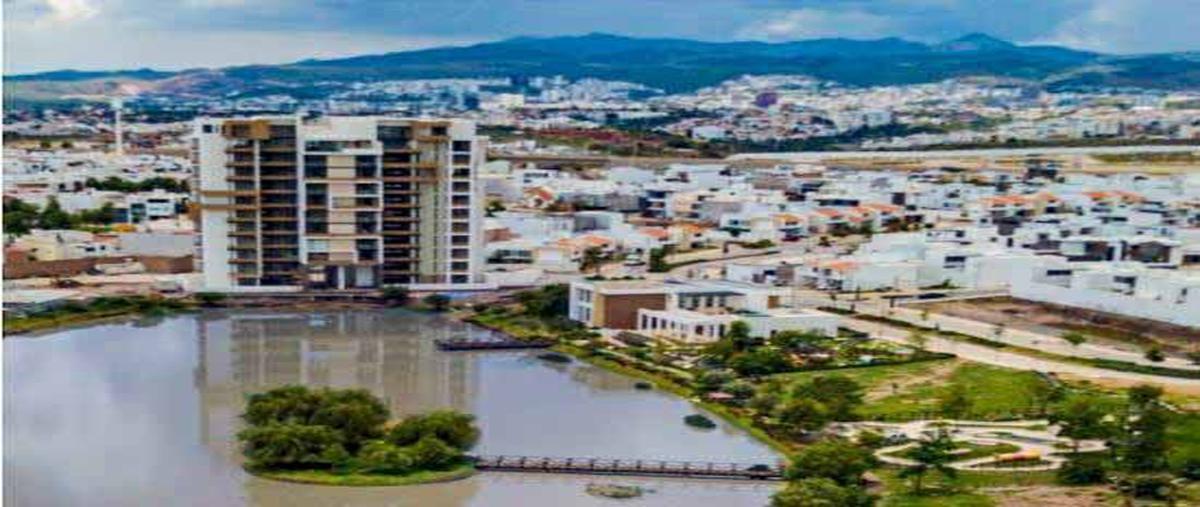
[900,430,958,494]
[785,438,877,486]
[728,347,792,376]
[381,286,410,305]
[1052,395,1111,452]
[749,390,781,417]
[356,440,415,474]
[242,385,325,427]
[38,197,74,229]
[721,380,756,401]
[1028,380,1066,417]
[725,320,758,352]
[771,478,874,507]
[308,388,389,452]
[241,385,388,453]
[769,330,825,350]
[648,247,669,272]
[776,398,831,437]
[3,198,40,236]
[1061,331,1087,347]
[694,370,736,393]
[1144,346,1166,363]
[1117,385,1170,473]
[937,384,972,419]
[580,246,605,274]
[195,292,227,307]
[408,435,459,470]
[423,294,451,312]
[238,423,349,469]
[516,284,568,318]
[388,410,480,451]
[792,375,864,421]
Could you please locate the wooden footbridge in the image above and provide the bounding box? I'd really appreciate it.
[434,339,555,351]
[470,455,785,480]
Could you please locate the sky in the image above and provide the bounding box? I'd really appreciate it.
[5,0,1200,74]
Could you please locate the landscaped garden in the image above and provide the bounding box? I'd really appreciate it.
[453,285,1200,506]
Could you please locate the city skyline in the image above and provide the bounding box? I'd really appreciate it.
[6,0,1200,74]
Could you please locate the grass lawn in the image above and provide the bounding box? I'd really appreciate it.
[774,357,952,389]
[777,359,1056,421]
[884,442,1021,462]
[1168,412,1200,468]
[468,311,568,340]
[250,463,475,486]
[875,469,997,507]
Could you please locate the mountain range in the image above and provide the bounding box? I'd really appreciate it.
[8,33,1200,104]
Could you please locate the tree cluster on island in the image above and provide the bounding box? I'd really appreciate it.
[237,386,479,479]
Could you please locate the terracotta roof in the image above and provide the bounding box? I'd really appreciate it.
[818,260,860,273]
[862,203,902,213]
[638,227,670,240]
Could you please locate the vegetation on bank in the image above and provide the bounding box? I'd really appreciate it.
[238,385,479,486]
[457,284,1200,506]
[4,295,193,334]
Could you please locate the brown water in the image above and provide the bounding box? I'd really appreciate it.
[4,309,779,506]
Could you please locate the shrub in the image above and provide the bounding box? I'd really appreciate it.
[238,423,349,469]
[409,435,459,470]
[786,439,877,486]
[856,431,886,449]
[388,410,480,451]
[195,292,227,307]
[423,294,452,312]
[356,440,415,474]
[1057,456,1108,485]
[1114,473,1176,500]
[1178,458,1200,480]
[381,287,410,305]
[684,414,717,429]
[771,478,874,507]
[1145,346,1166,363]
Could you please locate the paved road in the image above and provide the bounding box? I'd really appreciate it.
[839,315,1200,389]
[823,296,1199,370]
[729,144,1200,162]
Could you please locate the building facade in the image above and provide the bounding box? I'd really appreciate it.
[194,116,488,291]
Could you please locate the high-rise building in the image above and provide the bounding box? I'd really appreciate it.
[193,116,489,291]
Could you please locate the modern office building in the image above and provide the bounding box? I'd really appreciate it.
[193,116,489,291]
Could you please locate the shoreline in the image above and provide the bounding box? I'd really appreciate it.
[247,463,476,487]
[465,313,796,455]
[553,343,795,455]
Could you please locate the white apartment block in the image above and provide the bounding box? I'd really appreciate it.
[194,116,490,292]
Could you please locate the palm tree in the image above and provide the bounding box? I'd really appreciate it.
[900,429,958,494]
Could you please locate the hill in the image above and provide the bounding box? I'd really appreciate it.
[7,33,1199,105]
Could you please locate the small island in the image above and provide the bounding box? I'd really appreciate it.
[238,385,479,486]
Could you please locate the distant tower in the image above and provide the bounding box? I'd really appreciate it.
[111,97,124,156]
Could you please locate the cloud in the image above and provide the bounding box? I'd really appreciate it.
[4,24,471,73]
[1031,0,1200,54]
[43,0,99,23]
[737,7,895,41]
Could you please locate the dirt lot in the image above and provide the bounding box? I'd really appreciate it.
[988,486,1115,507]
[914,297,1200,353]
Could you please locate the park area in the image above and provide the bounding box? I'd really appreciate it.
[451,285,1200,506]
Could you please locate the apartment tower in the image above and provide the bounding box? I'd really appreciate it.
[193,116,487,291]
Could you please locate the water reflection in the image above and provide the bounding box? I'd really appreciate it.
[7,310,778,506]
